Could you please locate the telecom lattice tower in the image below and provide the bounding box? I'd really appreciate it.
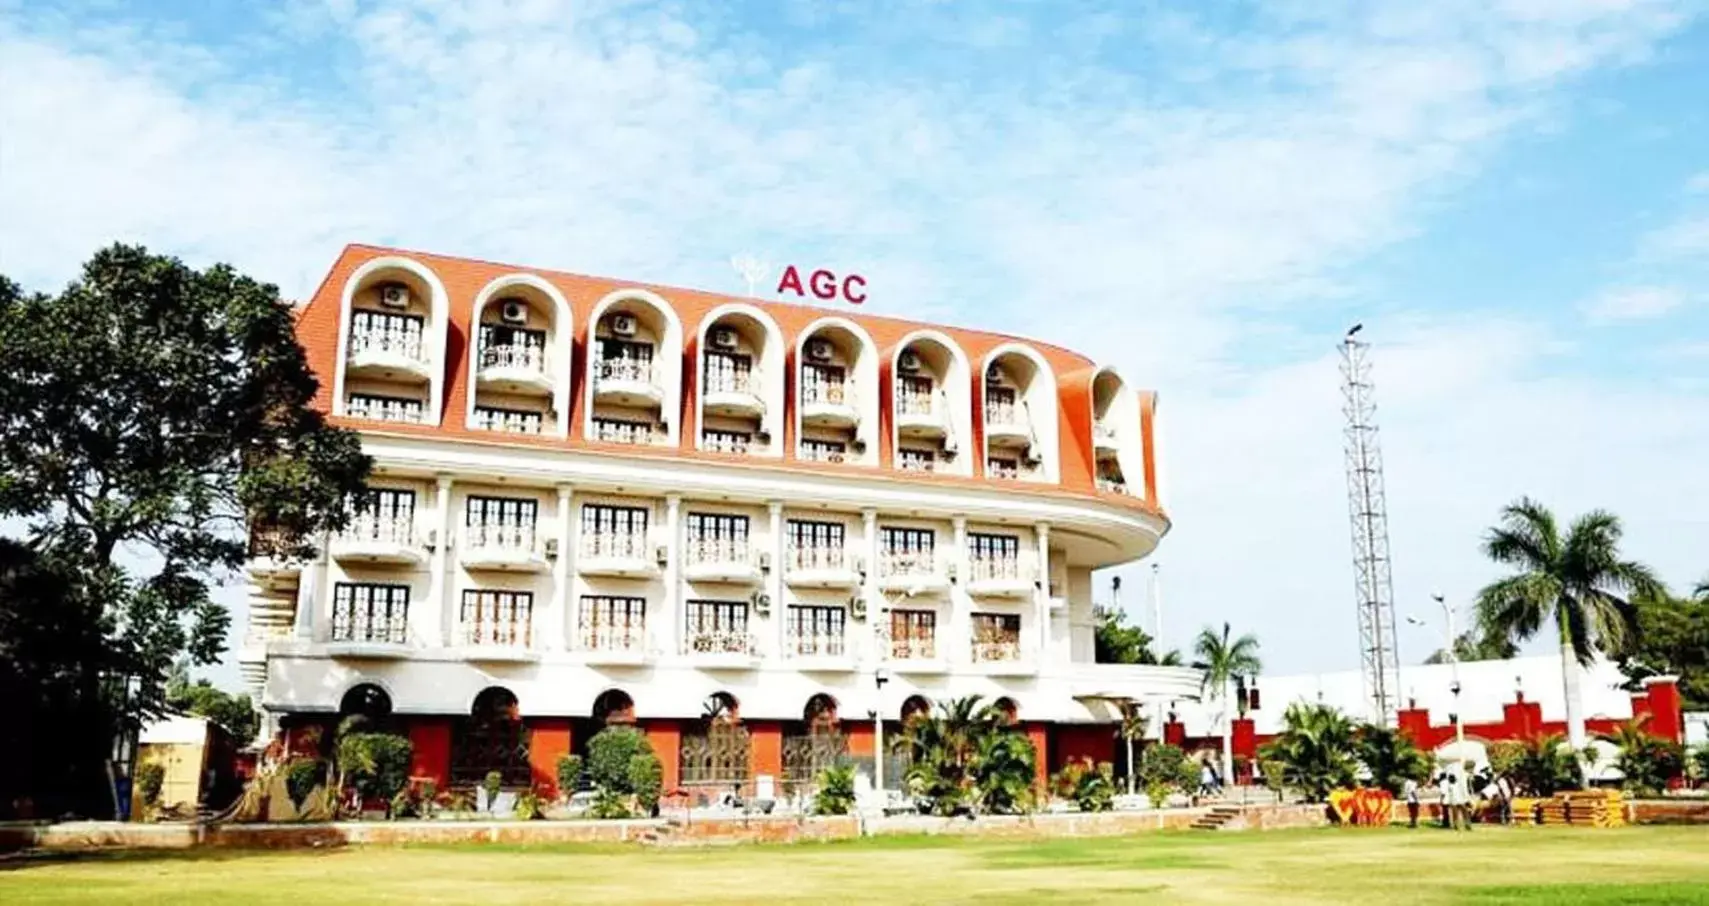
[1339,328,1401,726]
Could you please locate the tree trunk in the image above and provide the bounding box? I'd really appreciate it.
[1220,679,1234,790]
[1126,736,1136,796]
[1559,633,1587,774]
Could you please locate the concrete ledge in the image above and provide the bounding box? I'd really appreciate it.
[1,804,1328,854]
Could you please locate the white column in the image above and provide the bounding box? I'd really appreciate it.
[768,500,786,659]
[294,536,326,641]
[662,494,683,657]
[425,476,454,647]
[549,484,574,651]
[862,508,880,663]
[1034,522,1051,664]
[951,515,969,665]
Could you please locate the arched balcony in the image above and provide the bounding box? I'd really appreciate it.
[585,290,684,448]
[1091,368,1142,496]
[795,318,879,467]
[696,305,784,458]
[981,344,1060,483]
[890,331,972,477]
[334,256,450,426]
[466,274,573,438]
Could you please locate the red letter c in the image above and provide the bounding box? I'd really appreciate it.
[842,274,866,304]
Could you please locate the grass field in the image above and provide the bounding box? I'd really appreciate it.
[3,826,1707,904]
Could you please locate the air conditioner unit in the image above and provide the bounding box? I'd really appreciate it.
[610,313,638,337]
[898,351,921,373]
[806,339,833,362]
[754,428,772,445]
[500,300,528,325]
[379,284,411,309]
[654,544,669,566]
[544,538,559,558]
[757,551,772,572]
[942,437,959,456]
[711,328,738,350]
[751,591,772,616]
[985,363,1003,384]
[851,554,865,575]
[850,438,867,454]
[1022,450,1043,468]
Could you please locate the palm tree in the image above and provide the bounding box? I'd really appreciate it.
[1475,497,1661,753]
[1193,622,1261,786]
[1257,703,1357,802]
[1354,723,1431,795]
[899,695,1033,815]
[1695,576,1709,601]
[1115,703,1148,795]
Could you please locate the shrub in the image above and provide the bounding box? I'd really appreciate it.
[1601,721,1685,796]
[628,752,664,815]
[587,726,653,793]
[483,771,504,813]
[900,695,1035,816]
[418,779,437,818]
[1354,723,1431,795]
[284,757,323,810]
[1692,745,1709,787]
[1074,762,1117,813]
[974,731,1037,815]
[1137,743,1197,804]
[514,787,545,820]
[337,733,413,811]
[135,762,166,812]
[1508,734,1582,796]
[1489,740,1526,781]
[556,754,584,798]
[813,763,857,816]
[588,786,631,820]
[388,789,417,820]
[1257,703,1357,802]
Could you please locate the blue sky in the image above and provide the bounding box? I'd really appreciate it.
[2,0,1706,692]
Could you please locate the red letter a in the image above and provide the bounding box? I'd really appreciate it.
[776,266,804,296]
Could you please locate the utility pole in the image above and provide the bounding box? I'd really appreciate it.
[1340,325,1402,726]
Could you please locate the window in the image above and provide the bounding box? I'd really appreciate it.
[598,338,655,383]
[472,405,542,434]
[465,496,538,549]
[688,513,749,563]
[350,310,424,359]
[479,323,546,371]
[593,418,654,445]
[578,595,646,650]
[896,374,934,414]
[346,393,423,424]
[787,605,846,656]
[787,520,846,570]
[889,608,936,659]
[972,612,1023,661]
[969,533,1020,560]
[985,385,1018,424]
[580,504,649,558]
[702,428,752,455]
[346,488,416,541]
[704,351,753,394]
[987,456,1019,479]
[802,363,847,404]
[800,438,846,462]
[685,600,751,654]
[460,590,533,646]
[898,447,935,472]
[332,583,409,644]
[881,527,934,556]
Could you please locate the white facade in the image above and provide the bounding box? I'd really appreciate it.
[247,433,1199,727]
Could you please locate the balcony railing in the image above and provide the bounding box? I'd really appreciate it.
[787,631,846,658]
[880,550,938,578]
[580,531,651,560]
[1097,478,1130,495]
[971,638,1024,663]
[788,544,849,572]
[346,396,423,424]
[471,407,542,434]
[802,382,852,406]
[594,420,657,445]
[339,514,418,546]
[331,603,408,645]
[481,343,547,373]
[460,608,532,648]
[349,322,425,361]
[598,357,660,386]
[703,432,751,455]
[799,444,847,463]
[465,521,538,552]
[578,617,648,653]
[1093,422,1117,445]
[687,537,752,567]
[683,628,758,656]
[888,636,938,660]
[969,556,1023,583]
[986,400,1021,425]
[704,369,755,395]
[896,389,935,416]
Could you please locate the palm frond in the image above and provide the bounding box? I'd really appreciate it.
[1483,497,1560,569]
[1474,573,1556,644]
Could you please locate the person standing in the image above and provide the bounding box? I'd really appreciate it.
[1435,772,1453,828]
[1497,774,1515,825]
[1403,777,1420,828]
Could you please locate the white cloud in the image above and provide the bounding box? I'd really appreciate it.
[1639,217,1709,261]
[1,1,1703,686]
[1687,171,1709,194]
[1581,285,1688,322]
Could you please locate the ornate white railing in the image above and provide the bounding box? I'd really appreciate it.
[802,381,853,407]
[687,537,752,567]
[969,555,1023,583]
[465,521,538,552]
[349,319,425,361]
[594,419,656,445]
[460,605,532,648]
[788,544,848,571]
[986,399,1021,425]
[579,531,650,560]
[683,629,758,656]
[345,396,423,424]
[787,631,846,658]
[331,600,408,645]
[598,357,660,386]
[577,617,648,653]
[971,638,1025,662]
[1094,421,1118,444]
[703,369,755,395]
[887,636,938,661]
[471,407,542,434]
[880,550,938,578]
[1097,478,1130,495]
[339,514,418,546]
[481,343,547,373]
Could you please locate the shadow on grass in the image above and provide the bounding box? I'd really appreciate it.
[0,845,355,872]
[1458,882,1709,905]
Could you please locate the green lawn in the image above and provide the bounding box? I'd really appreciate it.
[3,826,1707,904]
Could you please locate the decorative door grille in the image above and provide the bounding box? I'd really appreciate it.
[679,721,751,788]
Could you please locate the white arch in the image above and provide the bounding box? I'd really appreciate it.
[891,328,974,476]
[332,255,451,425]
[1089,365,1143,496]
[584,288,686,445]
[982,341,1061,483]
[796,315,881,466]
[467,273,575,438]
[696,302,786,456]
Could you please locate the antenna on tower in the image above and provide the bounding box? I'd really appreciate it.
[1340,325,1401,726]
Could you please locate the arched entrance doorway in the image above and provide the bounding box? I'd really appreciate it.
[679,692,751,799]
[783,693,848,795]
[451,687,531,787]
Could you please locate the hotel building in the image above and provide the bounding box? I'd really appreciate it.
[243,246,1200,796]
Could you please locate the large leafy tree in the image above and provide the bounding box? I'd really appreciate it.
[1423,628,1517,665]
[900,695,1036,815]
[1474,498,1660,752]
[1094,606,1181,665]
[1354,723,1431,795]
[1192,622,1261,785]
[165,662,260,743]
[1611,588,1709,711]
[0,246,370,817]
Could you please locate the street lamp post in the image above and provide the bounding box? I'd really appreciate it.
[872,668,890,798]
[1408,594,1466,756]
